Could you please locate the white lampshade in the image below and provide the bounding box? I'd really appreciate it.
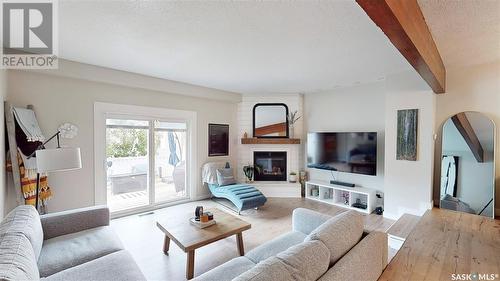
[36,147,82,173]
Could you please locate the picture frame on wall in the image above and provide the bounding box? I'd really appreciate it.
[208,123,229,157]
[396,109,418,161]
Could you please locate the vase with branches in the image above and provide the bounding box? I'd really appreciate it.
[287,110,301,138]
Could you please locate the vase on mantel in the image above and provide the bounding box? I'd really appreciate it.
[289,125,294,138]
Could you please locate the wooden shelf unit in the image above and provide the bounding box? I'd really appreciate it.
[305,180,376,214]
[240,138,301,145]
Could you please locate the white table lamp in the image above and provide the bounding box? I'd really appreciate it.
[36,147,82,173]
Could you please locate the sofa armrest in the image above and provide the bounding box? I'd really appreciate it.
[292,208,332,235]
[318,231,388,281]
[40,205,110,240]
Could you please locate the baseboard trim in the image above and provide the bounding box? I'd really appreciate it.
[383,212,400,221]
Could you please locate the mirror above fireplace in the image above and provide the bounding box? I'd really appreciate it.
[253,103,289,138]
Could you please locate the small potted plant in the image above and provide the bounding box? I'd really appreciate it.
[289,172,297,183]
[243,165,261,183]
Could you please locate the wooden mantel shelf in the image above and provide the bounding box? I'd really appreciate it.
[241,138,301,145]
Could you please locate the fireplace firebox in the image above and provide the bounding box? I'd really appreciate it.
[254,151,287,181]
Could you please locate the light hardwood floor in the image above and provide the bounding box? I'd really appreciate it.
[111,198,394,281]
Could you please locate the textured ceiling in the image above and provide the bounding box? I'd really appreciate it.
[58,1,411,95]
[418,0,500,67]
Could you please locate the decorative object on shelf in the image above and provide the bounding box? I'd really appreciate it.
[253,103,289,138]
[242,165,260,183]
[191,206,216,228]
[299,170,308,197]
[208,123,229,157]
[206,211,214,220]
[397,109,418,161]
[352,198,367,209]
[243,132,248,139]
[288,172,297,183]
[287,110,301,138]
[195,206,204,221]
[375,193,384,215]
[189,217,216,228]
[311,187,319,197]
[200,213,209,223]
[342,192,350,205]
[323,190,334,200]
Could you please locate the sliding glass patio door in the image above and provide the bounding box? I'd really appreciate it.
[105,118,188,213]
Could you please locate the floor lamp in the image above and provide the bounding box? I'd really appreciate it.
[35,146,82,211]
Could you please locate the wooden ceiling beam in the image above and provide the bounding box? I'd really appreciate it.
[451,113,484,163]
[356,0,446,94]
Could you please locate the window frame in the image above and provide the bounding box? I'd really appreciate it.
[94,102,197,217]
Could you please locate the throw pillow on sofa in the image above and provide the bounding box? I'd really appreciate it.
[304,210,364,265]
[216,168,236,186]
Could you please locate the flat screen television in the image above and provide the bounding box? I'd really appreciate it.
[307,132,377,176]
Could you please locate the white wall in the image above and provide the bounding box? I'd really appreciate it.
[303,82,386,191]
[6,66,240,213]
[383,71,436,219]
[0,70,6,219]
[433,61,500,215]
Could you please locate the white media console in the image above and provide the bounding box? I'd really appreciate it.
[305,180,376,214]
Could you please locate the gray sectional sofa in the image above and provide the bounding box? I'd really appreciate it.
[195,208,388,281]
[0,205,145,281]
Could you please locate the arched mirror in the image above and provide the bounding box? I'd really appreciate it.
[440,112,495,218]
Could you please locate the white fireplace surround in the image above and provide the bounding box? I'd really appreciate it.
[236,94,303,198]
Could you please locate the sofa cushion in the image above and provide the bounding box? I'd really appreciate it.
[0,233,40,281]
[276,240,330,281]
[246,231,306,263]
[0,205,44,260]
[42,250,145,281]
[305,210,364,265]
[38,226,124,277]
[233,257,293,281]
[193,257,255,281]
[318,232,387,281]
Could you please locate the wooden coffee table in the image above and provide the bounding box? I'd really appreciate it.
[156,208,251,280]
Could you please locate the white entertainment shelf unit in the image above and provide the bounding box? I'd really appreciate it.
[305,180,376,214]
